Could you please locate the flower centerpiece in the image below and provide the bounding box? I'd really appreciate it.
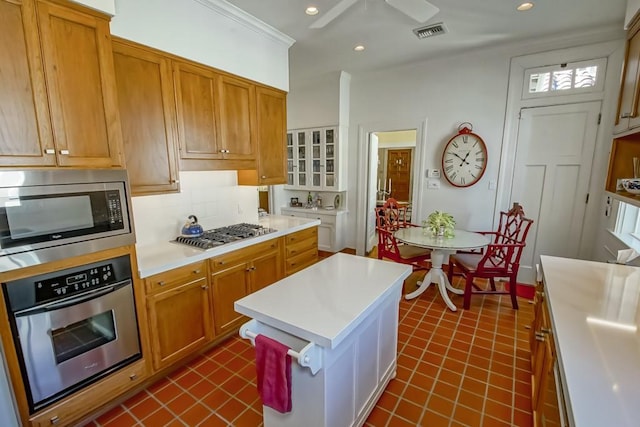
[423,211,456,238]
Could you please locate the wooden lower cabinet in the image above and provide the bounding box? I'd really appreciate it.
[529,282,565,426]
[284,227,318,276]
[145,262,213,371]
[210,239,283,336]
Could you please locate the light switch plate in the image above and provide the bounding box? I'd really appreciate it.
[427,179,440,189]
[428,169,441,178]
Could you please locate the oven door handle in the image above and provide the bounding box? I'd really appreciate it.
[14,280,130,317]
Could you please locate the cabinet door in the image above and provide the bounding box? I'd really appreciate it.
[211,263,250,336]
[615,24,640,133]
[37,0,123,167]
[113,41,179,195]
[287,130,311,189]
[218,75,256,160]
[174,61,222,159]
[147,276,213,370]
[255,86,287,185]
[323,128,338,189]
[250,248,283,293]
[0,0,54,166]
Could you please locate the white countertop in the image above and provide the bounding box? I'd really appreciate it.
[234,253,412,349]
[135,215,320,278]
[280,206,348,215]
[540,255,640,427]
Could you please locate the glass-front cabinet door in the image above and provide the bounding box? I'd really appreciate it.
[285,126,339,190]
[286,130,308,187]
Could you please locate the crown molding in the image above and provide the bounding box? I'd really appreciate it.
[193,0,296,48]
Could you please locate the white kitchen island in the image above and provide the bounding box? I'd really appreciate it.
[235,253,412,427]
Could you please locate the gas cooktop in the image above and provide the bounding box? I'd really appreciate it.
[172,223,277,250]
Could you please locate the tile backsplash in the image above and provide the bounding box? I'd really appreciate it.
[132,171,259,246]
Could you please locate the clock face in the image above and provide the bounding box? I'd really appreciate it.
[442,132,488,187]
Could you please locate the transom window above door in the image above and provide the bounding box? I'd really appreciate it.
[522,58,607,99]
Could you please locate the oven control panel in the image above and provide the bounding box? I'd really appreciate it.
[3,254,133,311]
[34,264,117,302]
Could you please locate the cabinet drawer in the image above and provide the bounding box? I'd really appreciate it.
[29,359,147,427]
[209,239,280,272]
[306,213,335,225]
[145,261,206,293]
[285,227,318,245]
[285,247,318,276]
[286,237,317,258]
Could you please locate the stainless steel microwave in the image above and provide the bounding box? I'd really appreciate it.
[0,170,135,272]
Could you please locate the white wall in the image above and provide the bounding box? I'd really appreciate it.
[86,0,293,90]
[287,72,341,128]
[286,28,626,251]
[132,171,259,246]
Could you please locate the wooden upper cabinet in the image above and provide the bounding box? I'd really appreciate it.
[0,0,54,166]
[217,75,256,160]
[37,0,123,167]
[615,17,640,134]
[112,40,179,195]
[173,61,222,159]
[249,86,287,185]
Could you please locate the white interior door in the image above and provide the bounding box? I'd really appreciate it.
[366,133,379,253]
[511,101,600,283]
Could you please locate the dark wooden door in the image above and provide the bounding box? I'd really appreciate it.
[387,149,412,201]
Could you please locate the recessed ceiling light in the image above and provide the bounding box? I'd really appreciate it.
[517,2,534,11]
[305,6,319,16]
[354,44,365,52]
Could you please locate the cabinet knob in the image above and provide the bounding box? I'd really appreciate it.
[193,269,201,274]
[50,416,60,425]
[129,373,137,381]
[251,266,256,271]
[59,149,69,155]
[44,148,55,155]
[218,261,225,265]
[170,179,180,184]
[157,281,166,286]
[246,267,251,272]
[201,285,209,290]
[262,176,267,179]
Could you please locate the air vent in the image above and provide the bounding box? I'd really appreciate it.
[413,23,447,39]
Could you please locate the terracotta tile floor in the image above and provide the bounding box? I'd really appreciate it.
[86,270,534,427]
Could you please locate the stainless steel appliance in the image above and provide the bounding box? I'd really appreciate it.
[0,169,135,272]
[173,223,276,250]
[2,254,140,413]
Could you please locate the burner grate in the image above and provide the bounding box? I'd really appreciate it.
[172,223,276,250]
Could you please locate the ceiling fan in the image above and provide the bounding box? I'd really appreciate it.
[310,0,440,29]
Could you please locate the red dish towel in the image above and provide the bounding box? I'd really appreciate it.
[255,334,293,413]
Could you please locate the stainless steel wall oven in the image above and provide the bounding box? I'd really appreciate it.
[2,254,141,413]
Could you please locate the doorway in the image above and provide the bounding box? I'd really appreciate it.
[366,130,417,253]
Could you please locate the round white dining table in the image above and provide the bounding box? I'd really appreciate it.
[393,228,490,311]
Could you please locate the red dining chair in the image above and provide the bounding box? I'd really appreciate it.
[376,198,431,271]
[376,227,431,271]
[375,198,413,231]
[447,203,534,310]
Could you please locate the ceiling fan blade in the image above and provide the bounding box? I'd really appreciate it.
[310,0,360,29]
[385,0,439,23]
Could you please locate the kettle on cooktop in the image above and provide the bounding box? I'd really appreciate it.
[180,215,204,238]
